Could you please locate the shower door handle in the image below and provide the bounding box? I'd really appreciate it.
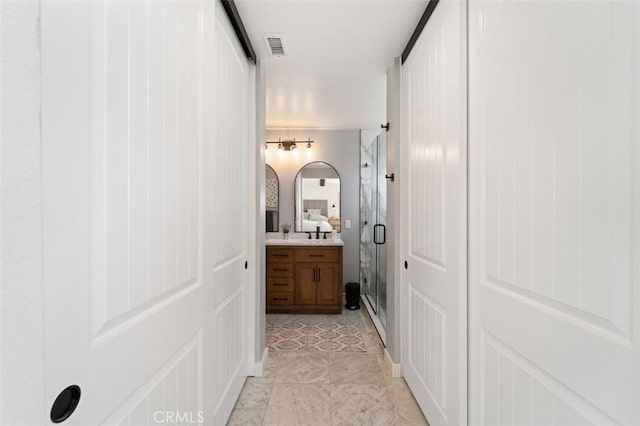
[373,224,386,245]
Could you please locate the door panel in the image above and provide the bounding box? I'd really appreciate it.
[209,3,251,423]
[469,1,640,424]
[317,264,340,306]
[295,264,317,305]
[41,0,251,424]
[401,0,467,425]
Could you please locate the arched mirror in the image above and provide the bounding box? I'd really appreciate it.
[294,161,341,233]
[265,164,279,232]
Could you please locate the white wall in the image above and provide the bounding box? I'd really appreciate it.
[266,129,360,285]
[0,2,46,423]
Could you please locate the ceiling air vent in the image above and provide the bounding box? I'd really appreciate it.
[263,34,287,57]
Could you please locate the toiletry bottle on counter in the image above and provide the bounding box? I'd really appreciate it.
[332,230,338,240]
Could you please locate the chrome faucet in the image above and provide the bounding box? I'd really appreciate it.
[316,226,320,240]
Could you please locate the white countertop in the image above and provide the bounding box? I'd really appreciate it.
[266,237,344,247]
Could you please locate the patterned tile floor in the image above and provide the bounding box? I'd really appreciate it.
[227,307,429,425]
[266,318,367,352]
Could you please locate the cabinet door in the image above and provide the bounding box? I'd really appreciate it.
[295,263,317,305]
[316,263,340,306]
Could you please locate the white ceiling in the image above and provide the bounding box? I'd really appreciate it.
[235,0,426,130]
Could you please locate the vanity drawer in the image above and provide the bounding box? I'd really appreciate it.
[267,292,294,305]
[267,262,294,276]
[267,248,294,262]
[267,278,294,293]
[295,248,340,263]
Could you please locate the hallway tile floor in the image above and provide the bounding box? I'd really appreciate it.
[227,308,428,425]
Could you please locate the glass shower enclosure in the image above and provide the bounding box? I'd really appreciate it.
[360,130,387,342]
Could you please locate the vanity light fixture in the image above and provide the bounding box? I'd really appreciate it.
[306,140,313,158]
[265,138,315,155]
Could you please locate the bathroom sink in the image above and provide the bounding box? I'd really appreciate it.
[265,237,344,246]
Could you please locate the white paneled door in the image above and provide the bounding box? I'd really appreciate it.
[41,0,252,424]
[208,4,251,424]
[401,0,467,425]
[469,1,640,425]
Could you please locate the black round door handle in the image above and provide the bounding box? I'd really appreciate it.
[404,260,408,270]
[51,385,81,423]
[244,260,248,270]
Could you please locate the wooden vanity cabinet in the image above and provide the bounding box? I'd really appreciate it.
[266,245,342,314]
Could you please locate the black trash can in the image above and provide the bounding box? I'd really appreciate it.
[345,282,360,310]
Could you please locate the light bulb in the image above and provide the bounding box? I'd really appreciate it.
[306,142,312,158]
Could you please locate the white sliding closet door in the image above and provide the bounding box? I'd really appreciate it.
[469,1,640,425]
[401,0,467,425]
[208,2,252,424]
[40,0,252,424]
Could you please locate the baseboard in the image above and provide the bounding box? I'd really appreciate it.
[384,348,402,378]
[253,347,269,377]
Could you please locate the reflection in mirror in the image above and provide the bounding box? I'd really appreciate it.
[266,164,279,232]
[294,161,341,233]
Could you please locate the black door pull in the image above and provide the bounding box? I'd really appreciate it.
[51,385,81,423]
[373,224,386,245]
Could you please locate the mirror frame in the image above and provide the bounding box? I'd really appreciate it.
[293,161,341,233]
[265,163,280,232]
